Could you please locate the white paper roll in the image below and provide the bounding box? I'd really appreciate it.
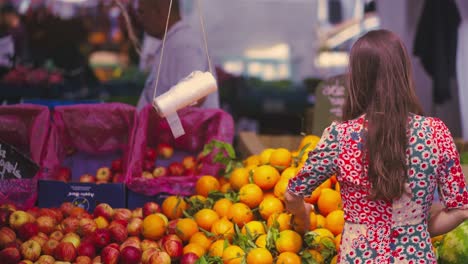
[152,71,218,118]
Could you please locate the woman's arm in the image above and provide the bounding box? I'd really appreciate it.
[428,202,468,237]
[284,191,313,234]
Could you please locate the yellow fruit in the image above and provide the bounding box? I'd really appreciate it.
[221,183,233,193]
[309,211,317,230]
[253,165,280,191]
[330,255,338,264]
[141,214,167,240]
[267,212,292,231]
[239,183,263,208]
[298,135,321,151]
[269,148,292,170]
[317,188,342,216]
[196,175,220,197]
[188,195,207,203]
[241,220,266,236]
[209,239,229,257]
[311,228,335,248]
[275,230,302,253]
[316,214,326,228]
[259,148,275,165]
[175,218,199,242]
[255,234,267,248]
[227,203,254,227]
[183,242,206,257]
[222,245,245,264]
[334,233,342,250]
[213,198,233,218]
[190,231,214,250]
[244,155,261,167]
[246,247,273,264]
[194,208,219,231]
[276,252,301,264]
[161,195,188,220]
[273,179,289,200]
[325,209,345,236]
[211,217,235,241]
[259,196,284,220]
[229,168,251,191]
[307,249,324,263]
[280,167,297,181]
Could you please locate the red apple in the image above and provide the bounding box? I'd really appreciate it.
[39,208,63,223]
[18,222,39,240]
[0,208,12,227]
[109,222,128,243]
[142,171,154,179]
[168,162,185,176]
[77,241,96,258]
[127,218,143,236]
[76,255,92,264]
[42,239,59,256]
[94,216,109,229]
[111,159,123,173]
[26,207,40,219]
[131,208,143,219]
[143,202,161,217]
[120,237,141,251]
[54,241,77,262]
[96,167,112,182]
[113,208,132,223]
[93,203,114,221]
[9,210,32,230]
[35,254,55,264]
[157,143,174,159]
[62,232,81,248]
[36,215,56,235]
[149,250,171,264]
[182,156,197,170]
[120,246,142,264]
[112,172,122,183]
[30,233,47,247]
[79,174,96,183]
[0,227,16,248]
[49,230,64,241]
[166,219,179,234]
[78,218,97,237]
[56,167,71,182]
[152,166,168,178]
[61,217,80,233]
[20,239,41,261]
[140,239,160,252]
[143,160,155,172]
[100,244,120,264]
[0,247,21,264]
[18,261,33,264]
[141,248,158,264]
[59,202,75,217]
[180,252,200,264]
[160,235,183,259]
[92,229,111,249]
[92,255,101,263]
[145,148,157,162]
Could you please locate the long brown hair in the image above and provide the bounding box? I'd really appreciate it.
[343,29,423,201]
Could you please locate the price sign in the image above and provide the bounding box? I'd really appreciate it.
[0,139,39,180]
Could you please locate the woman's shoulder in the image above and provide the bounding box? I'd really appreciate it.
[409,114,448,130]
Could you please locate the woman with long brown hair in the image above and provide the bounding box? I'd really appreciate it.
[285,29,468,263]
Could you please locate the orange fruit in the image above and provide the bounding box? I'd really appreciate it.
[211,217,235,241]
[304,187,322,204]
[311,228,335,244]
[280,167,297,182]
[218,176,229,186]
[269,148,292,170]
[255,234,267,248]
[241,220,266,236]
[275,230,303,253]
[267,212,292,231]
[162,195,188,220]
[330,175,338,185]
[319,179,332,189]
[276,252,301,264]
[246,247,273,264]
[273,179,289,200]
[325,209,345,236]
[244,155,261,167]
[317,188,342,216]
[309,211,318,230]
[189,231,214,250]
[209,239,229,257]
[298,135,320,151]
[213,198,233,218]
[175,218,199,242]
[196,175,220,197]
[141,214,167,240]
[253,165,280,191]
[183,242,206,257]
[306,249,324,263]
[188,195,207,203]
[263,192,276,200]
[194,208,219,231]
[334,233,342,250]
[239,184,263,208]
[316,214,326,228]
[227,203,254,227]
[259,148,275,165]
[229,168,251,191]
[259,196,284,220]
[221,183,233,193]
[335,182,341,192]
[222,245,245,264]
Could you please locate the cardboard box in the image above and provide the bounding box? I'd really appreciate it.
[37,180,126,212]
[237,131,303,158]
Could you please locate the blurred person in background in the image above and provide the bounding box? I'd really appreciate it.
[135,0,219,111]
[0,2,28,65]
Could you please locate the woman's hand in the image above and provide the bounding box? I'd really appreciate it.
[284,191,313,235]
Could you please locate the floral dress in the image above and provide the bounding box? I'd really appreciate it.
[287,114,468,264]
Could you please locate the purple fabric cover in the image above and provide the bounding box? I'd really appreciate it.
[0,104,51,209]
[48,103,137,182]
[126,105,234,196]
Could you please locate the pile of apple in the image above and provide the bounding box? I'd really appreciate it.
[0,201,195,264]
[140,143,201,179]
[54,157,125,184]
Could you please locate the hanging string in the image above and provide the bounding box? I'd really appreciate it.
[196,0,214,76]
[152,0,174,100]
